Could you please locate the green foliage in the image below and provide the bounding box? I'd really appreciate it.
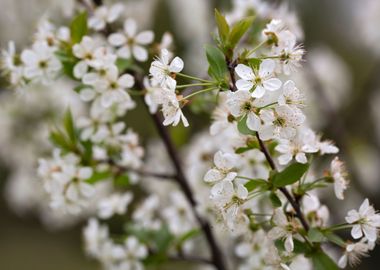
[235,139,259,154]
[63,109,76,144]
[272,163,309,188]
[275,238,311,254]
[114,173,131,188]
[205,44,228,81]
[311,250,339,270]
[55,50,77,79]
[86,170,113,184]
[228,16,255,49]
[237,115,255,135]
[214,9,230,43]
[323,231,346,247]
[214,9,255,58]
[70,11,88,44]
[244,179,268,192]
[308,228,326,243]
[269,192,282,207]
[116,58,133,73]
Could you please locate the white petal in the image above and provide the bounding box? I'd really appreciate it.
[246,112,261,131]
[118,74,135,88]
[132,45,148,62]
[235,64,254,80]
[124,19,137,37]
[79,182,95,198]
[263,78,282,91]
[204,169,224,182]
[236,184,248,199]
[363,224,377,242]
[117,46,131,59]
[73,61,88,79]
[135,31,154,45]
[108,33,126,47]
[80,88,96,102]
[295,152,307,164]
[236,79,254,91]
[251,85,266,98]
[285,235,294,252]
[351,224,363,239]
[259,59,275,77]
[278,154,292,165]
[169,57,184,73]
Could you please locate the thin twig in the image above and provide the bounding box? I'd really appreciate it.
[255,120,310,232]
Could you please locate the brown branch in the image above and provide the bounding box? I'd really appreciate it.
[255,116,310,232]
[134,77,227,270]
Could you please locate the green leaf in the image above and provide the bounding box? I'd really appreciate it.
[244,179,268,192]
[275,238,311,254]
[269,192,282,208]
[235,139,259,154]
[308,228,326,243]
[116,58,133,73]
[323,232,346,247]
[205,44,228,81]
[237,115,255,135]
[272,163,309,188]
[311,250,339,270]
[70,11,88,44]
[228,16,255,48]
[114,173,130,188]
[49,129,71,151]
[214,9,230,43]
[63,109,76,143]
[86,170,112,184]
[176,229,200,247]
[74,84,91,93]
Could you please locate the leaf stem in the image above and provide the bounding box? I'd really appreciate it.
[246,40,267,57]
[176,82,214,89]
[177,73,213,83]
[180,87,217,101]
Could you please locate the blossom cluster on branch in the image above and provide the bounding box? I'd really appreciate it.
[1,1,379,270]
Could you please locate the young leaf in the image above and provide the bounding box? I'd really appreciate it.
[237,115,255,135]
[49,129,71,151]
[70,12,88,44]
[114,173,130,188]
[311,250,339,270]
[228,16,255,48]
[214,9,230,43]
[244,179,268,192]
[205,44,228,81]
[272,162,309,188]
[63,109,76,143]
[269,192,282,208]
[86,170,112,184]
[116,58,133,73]
[308,228,326,243]
[323,232,346,247]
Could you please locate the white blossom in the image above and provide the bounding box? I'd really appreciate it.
[346,198,380,242]
[88,3,124,31]
[235,60,282,98]
[268,208,295,252]
[330,157,349,200]
[338,240,370,268]
[21,42,61,84]
[108,18,154,62]
[149,49,184,88]
[97,192,133,219]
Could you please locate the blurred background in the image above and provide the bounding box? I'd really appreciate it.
[0,0,380,269]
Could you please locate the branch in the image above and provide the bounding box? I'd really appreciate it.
[134,77,227,270]
[255,132,310,231]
